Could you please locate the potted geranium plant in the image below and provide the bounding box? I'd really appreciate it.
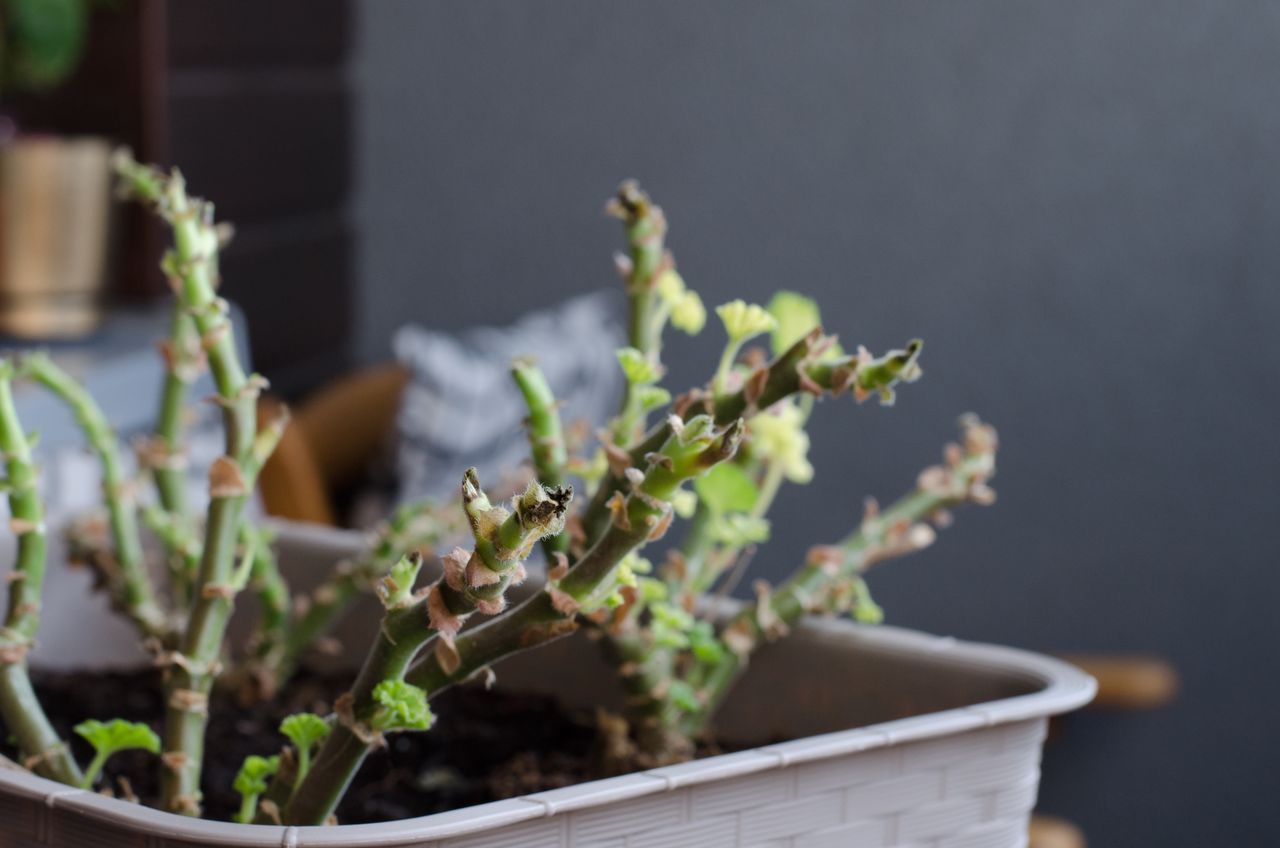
[0,154,1093,847]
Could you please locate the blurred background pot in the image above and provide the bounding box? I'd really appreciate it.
[0,134,113,337]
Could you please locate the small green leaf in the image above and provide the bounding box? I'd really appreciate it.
[73,719,160,758]
[637,577,668,603]
[667,680,702,714]
[670,488,697,519]
[851,578,885,625]
[280,713,330,754]
[651,602,695,632]
[376,554,422,609]
[616,347,661,385]
[635,385,672,412]
[689,621,727,664]
[715,300,777,343]
[694,463,760,515]
[233,754,280,798]
[232,754,280,822]
[670,290,707,335]
[710,514,771,546]
[767,291,822,355]
[371,679,434,732]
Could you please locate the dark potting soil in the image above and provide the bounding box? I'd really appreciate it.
[6,667,698,824]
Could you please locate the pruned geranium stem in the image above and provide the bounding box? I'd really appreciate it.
[511,359,570,558]
[150,305,201,515]
[580,329,923,546]
[273,554,436,826]
[0,362,82,785]
[19,352,170,642]
[114,150,207,516]
[116,152,283,815]
[146,305,204,599]
[607,180,668,360]
[605,181,671,443]
[281,472,575,825]
[279,418,740,826]
[681,416,998,740]
[403,419,743,702]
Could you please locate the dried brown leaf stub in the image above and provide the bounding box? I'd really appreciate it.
[806,545,844,575]
[465,557,502,589]
[134,435,190,471]
[200,583,236,600]
[439,547,471,593]
[518,617,580,648]
[473,594,507,616]
[257,799,282,825]
[426,585,467,639]
[601,438,634,477]
[208,455,248,498]
[752,580,789,641]
[7,517,42,535]
[721,618,756,658]
[605,179,656,225]
[434,636,462,675]
[0,641,31,664]
[160,751,190,773]
[547,585,580,616]
[548,552,570,582]
[168,689,209,715]
[606,491,631,530]
[645,507,675,541]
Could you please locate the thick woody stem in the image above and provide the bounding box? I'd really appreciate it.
[282,418,739,825]
[682,417,998,739]
[282,474,573,825]
[117,152,281,816]
[511,360,570,558]
[0,363,82,785]
[581,330,923,546]
[19,352,170,642]
[407,419,742,698]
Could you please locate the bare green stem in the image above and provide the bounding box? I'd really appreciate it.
[581,330,923,548]
[117,151,282,816]
[511,359,569,558]
[682,417,998,740]
[20,352,170,642]
[280,417,740,825]
[0,362,82,785]
[606,181,669,443]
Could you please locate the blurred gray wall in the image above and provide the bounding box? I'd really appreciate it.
[354,3,1279,844]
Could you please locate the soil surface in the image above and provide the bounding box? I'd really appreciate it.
[6,668,700,824]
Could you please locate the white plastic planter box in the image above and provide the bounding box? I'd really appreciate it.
[0,521,1094,848]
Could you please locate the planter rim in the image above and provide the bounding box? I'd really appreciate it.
[0,613,1095,846]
